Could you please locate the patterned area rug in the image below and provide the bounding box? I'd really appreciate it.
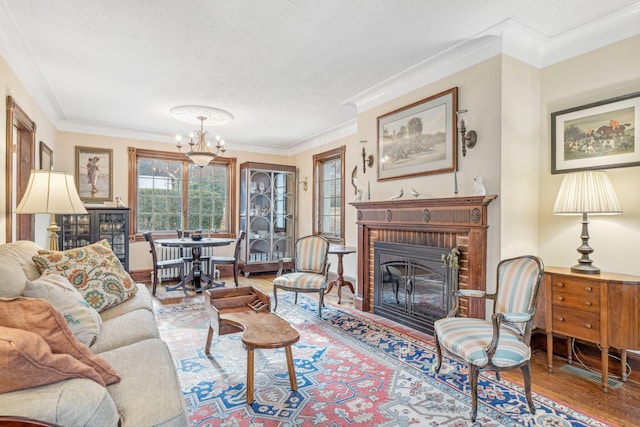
[155,294,612,427]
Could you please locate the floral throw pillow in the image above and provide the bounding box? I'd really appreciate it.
[33,240,138,312]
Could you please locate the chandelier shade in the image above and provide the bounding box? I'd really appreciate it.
[172,105,231,167]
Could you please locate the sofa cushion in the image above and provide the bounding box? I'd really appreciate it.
[0,297,120,385]
[91,308,159,354]
[0,240,43,278]
[32,239,138,312]
[100,283,153,322]
[101,339,188,427]
[0,378,119,427]
[0,326,105,393]
[24,272,102,346]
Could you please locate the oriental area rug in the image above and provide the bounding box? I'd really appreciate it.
[154,294,612,427]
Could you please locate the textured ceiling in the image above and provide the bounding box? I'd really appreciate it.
[1,0,639,152]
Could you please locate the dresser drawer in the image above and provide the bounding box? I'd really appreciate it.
[552,306,600,342]
[551,276,600,296]
[552,290,599,313]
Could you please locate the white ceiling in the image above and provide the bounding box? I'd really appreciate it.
[1,0,639,153]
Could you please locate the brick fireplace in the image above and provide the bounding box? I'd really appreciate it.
[351,195,496,321]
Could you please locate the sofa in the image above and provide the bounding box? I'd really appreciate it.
[0,240,188,427]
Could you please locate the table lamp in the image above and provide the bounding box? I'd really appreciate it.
[15,170,87,250]
[553,170,621,274]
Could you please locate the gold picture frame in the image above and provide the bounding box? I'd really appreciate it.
[75,146,113,202]
[377,87,458,181]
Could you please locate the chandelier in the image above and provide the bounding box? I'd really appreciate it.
[171,105,233,167]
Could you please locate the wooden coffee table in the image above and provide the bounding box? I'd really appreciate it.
[204,287,300,404]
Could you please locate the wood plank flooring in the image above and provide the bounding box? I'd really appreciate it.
[150,273,640,427]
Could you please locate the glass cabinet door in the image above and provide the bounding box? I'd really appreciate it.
[239,162,296,276]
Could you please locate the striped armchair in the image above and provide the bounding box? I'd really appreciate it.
[433,255,544,422]
[273,235,331,317]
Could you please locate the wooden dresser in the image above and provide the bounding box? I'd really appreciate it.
[538,267,640,391]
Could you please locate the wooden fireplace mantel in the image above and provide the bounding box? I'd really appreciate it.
[350,195,497,318]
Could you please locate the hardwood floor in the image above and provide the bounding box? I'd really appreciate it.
[150,273,640,427]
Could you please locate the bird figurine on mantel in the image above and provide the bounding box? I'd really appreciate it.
[389,188,404,200]
[411,187,420,198]
[473,176,486,196]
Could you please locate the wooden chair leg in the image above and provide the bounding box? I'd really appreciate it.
[233,262,239,287]
[273,285,279,311]
[318,290,324,317]
[521,362,536,414]
[433,334,443,373]
[152,267,158,296]
[469,364,480,422]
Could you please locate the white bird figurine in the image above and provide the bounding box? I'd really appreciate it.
[390,188,404,200]
[411,187,420,198]
[473,176,486,196]
[354,189,363,201]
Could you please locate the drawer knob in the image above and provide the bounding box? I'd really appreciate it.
[585,286,592,292]
[558,317,564,322]
[585,324,592,329]
[557,296,564,301]
[557,282,565,288]
[585,301,592,306]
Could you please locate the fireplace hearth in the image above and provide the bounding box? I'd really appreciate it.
[374,242,459,335]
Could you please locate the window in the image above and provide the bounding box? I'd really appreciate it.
[313,146,345,243]
[128,148,236,238]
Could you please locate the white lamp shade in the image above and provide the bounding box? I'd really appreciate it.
[16,170,87,214]
[553,170,621,215]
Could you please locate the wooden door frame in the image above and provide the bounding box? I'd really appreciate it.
[5,96,36,242]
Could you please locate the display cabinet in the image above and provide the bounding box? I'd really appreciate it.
[58,207,130,271]
[239,162,296,276]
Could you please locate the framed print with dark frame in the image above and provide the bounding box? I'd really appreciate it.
[377,87,457,181]
[75,146,113,202]
[39,141,53,170]
[551,91,640,174]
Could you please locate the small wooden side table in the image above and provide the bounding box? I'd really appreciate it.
[204,286,300,404]
[222,310,300,404]
[326,245,356,304]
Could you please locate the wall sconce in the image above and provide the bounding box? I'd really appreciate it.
[456,110,477,157]
[299,176,308,191]
[360,140,374,173]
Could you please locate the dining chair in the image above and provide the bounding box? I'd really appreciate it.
[142,231,186,295]
[207,230,245,287]
[273,235,330,317]
[433,255,544,422]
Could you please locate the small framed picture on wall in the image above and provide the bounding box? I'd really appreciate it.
[39,141,53,170]
[75,146,113,202]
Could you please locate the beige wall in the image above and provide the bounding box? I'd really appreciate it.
[538,34,640,275]
[0,55,59,247]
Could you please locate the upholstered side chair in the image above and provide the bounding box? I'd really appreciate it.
[433,255,544,422]
[273,235,331,317]
[142,231,185,296]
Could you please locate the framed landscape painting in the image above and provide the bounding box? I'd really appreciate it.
[377,87,457,181]
[75,146,113,202]
[551,91,640,174]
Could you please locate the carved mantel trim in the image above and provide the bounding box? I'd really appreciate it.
[350,195,497,319]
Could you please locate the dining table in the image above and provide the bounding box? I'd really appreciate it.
[154,237,235,293]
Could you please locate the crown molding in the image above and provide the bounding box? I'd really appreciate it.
[288,120,358,155]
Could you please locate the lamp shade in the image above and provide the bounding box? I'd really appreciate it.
[553,171,621,215]
[16,170,87,215]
